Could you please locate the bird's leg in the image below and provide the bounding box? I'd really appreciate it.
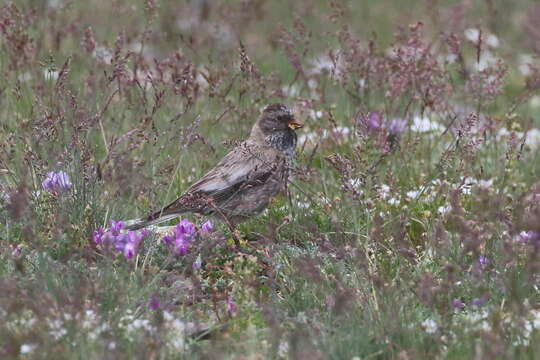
[206,198,242,248]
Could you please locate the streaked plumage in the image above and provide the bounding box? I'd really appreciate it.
[127,103,302,230]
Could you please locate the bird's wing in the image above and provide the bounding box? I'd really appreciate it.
[152,141,281,217]
[188,141,279,196]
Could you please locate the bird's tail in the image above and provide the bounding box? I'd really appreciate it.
[125,206,186,230]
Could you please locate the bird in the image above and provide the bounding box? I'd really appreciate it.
[126,103,303,231]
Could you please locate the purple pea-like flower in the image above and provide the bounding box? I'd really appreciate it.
[114,233,129,252]
[162,218,197,256]
[124,231,144,259]
[472,296,488,307]
[42,171,72,193]
[176,218,196,237]
[162,234,174,245]
[174,234,191,256]
[367,111,383,132]
[227,296,237,314]
[149,296,161,310]
[92,220,150,259]
[92,226,106,244]
[478,255,489,271]
[519,230,540,243]
[201,220,213,234]
[388,118,408,135]
[110,220,125,236]
[452,298,466,311]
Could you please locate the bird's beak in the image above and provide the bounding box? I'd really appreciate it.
[288,120,304,130]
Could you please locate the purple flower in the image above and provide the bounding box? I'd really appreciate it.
[193,254,202,271]
[162,234,174,245]
[92,226,106,244]
[478,255,489,271]
[367,111,383,132]
[162,218,197,256]
[92,220,150,259]
[519,230,540,243]
[149,296,161,310]
[123,231,144,259]
[452,298,465,311]
[472,296,488,307]
[389,118,407,135]
[42,171,72,193]
[11,244,23,258]
[113,233,128,252]
[110,220,125,236]
[176,218,196,237]
[174,234,191,256]
[201,220,213,234]
[227,296,237,314]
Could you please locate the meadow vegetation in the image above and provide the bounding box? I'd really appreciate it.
[1,0,540,358]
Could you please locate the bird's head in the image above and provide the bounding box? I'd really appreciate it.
[256,103,303,136]
[252,103,303,152]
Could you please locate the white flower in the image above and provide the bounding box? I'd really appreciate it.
[20,344,37,354]
[92,46,113,64]
[411,116,445,133]
[464,28,481,43]
[530,96,540,108]
[421,318,438,334]
[43,70,59,81]
[437,205,451,215]
[478,179,493,189]
[48,319,67,340]
[379,184,390,199]
[518,54,535,76]
[406,190,420,199]
[348,178,363,188]
[278,340,289,358]
[525,129,540,148]
[485,34,499,48]
[282,85,300,97]
[18,72,32,82]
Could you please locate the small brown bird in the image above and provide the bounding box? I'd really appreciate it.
[127,104,303,230]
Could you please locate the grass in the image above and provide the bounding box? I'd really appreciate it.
[2,0,540,358]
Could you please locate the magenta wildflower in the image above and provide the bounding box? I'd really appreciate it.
[162,234,174,245]
[162,218,197,256]
[176,218,196,237]
[42,171,72,193]
[149,296,161,310]
[389,118,408,135]
[472,296,488,307]
[174,234,190,256]
[519,230,540,243]
[92,220,149,259]
[452,298,466,311]
[201,220,214,234]
[11,244,23,258]
[367,111,383,132]
[227,296,237,314]
[124,231,145,259]
[110,220,125,236]
[478,255,489,271]
[92,226,106,244]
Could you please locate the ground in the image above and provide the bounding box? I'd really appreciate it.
[1,0,540,358]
